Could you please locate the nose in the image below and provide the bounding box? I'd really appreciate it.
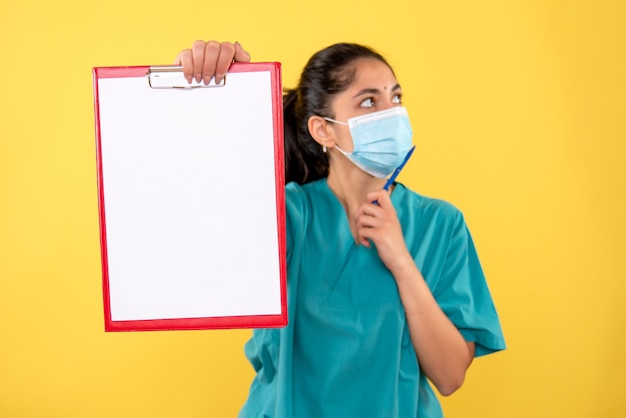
[379,91,401,111]
[379,100,401,112]
[379,101,393,111]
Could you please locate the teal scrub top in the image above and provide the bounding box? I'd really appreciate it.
[239,179,505,418]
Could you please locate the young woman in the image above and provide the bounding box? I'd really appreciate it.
[176,40,505,418]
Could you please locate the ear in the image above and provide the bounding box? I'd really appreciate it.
[308,115,336,149]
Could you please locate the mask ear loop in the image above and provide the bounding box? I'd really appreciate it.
[323,117,349,125]
[322,117,352,157]
[320,116,344,154]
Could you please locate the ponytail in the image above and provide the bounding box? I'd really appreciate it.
[283,88,328,185]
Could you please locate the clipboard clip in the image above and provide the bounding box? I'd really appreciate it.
[146,66,226,89]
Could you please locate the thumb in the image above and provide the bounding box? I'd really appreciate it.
[234,42,251,62]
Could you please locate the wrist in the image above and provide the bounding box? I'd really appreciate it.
[388,250,419,282]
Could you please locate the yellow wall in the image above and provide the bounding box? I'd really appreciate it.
[1,0,624,417]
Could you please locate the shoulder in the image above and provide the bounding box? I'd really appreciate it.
[285,180,309,203]
[285,179,324,195]
[284,180,326,237]
[393,183,465,228]
[286,180,318,213]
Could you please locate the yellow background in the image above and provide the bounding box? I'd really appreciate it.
[1,0,624,417]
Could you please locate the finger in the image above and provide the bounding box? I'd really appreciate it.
[355,213,381,232]
[176,49,194,84]
[200,41,221,84]
[368,190,388,204]
[234,41,252,62]
[353,219,371,247]
[191,40,208,83]
[368,190,393,209]
[355,201,385,219]
[355,226,373,248]
[214,41,236,84]
[173,51,183,65]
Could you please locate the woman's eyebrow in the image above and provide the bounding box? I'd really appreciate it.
[351,84,402,99]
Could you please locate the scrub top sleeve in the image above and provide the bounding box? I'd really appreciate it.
[434,212,506,357]
[284,183,306,266]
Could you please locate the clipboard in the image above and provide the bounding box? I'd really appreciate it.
[93,63,286,331]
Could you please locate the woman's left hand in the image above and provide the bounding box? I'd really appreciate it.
[353,189,413,273]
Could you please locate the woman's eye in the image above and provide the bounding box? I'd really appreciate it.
[359,98,375,108]
[392,94,402,104]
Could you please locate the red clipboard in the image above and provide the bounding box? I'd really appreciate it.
[93,63,286,331]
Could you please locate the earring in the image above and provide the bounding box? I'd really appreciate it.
[322,145,327,153]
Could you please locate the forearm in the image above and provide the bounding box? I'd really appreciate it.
[391,252,474,396]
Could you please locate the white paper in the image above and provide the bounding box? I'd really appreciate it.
[97,71,282,321]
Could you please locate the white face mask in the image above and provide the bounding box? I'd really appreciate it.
[324,106,414,178]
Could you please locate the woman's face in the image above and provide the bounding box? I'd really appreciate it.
[328,58,403,152]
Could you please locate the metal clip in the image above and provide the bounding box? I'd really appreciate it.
[147,66,226,89]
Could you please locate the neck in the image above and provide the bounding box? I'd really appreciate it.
[326,153,387,225]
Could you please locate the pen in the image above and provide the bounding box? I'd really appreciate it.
[373,145,416,205]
